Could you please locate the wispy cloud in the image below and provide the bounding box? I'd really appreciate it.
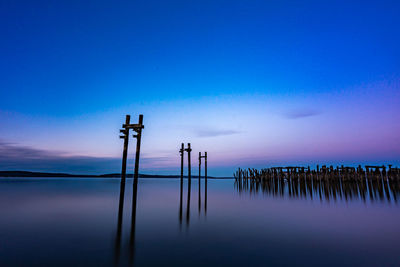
[195,129,241,137]
[283,109,322,119]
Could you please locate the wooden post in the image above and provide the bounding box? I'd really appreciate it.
[204,152,207,213]
[130,114,144,263]
[115,115,130,265]
[179,143,184,225]
[186,143,192,181]
[180,143,184,181]
[120,115,131,181]
[185,143,192,225]
[198,152,201,213]
[115,115,131,265]
[205,152,208,181]
[133,114,144,181]
[199,152,201,181]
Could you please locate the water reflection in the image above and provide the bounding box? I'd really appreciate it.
[115,176,208,265]
[235,167,400,203]
[179,177,208,228]
[114,176,126,265]
[114,176,139,266]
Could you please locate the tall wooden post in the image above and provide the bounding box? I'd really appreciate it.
[186,143,192,181]
[204,152,207,213]
[133,114,144,181]
[185,143,192,225]
[179,143,184,226]
[180,143,184,181]
[130,114,144,264]
[116,114,130,264]
[198,152,201,213]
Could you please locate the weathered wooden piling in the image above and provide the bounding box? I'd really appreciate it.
[115,115,130,264]
[198,152,201,213]
[205,152,208,181]
[179,143,184,224]
[129,114,144,263]
[180,143,184,181]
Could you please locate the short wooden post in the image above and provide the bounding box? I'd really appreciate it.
[199,152,201,181]
[205,152,208,181]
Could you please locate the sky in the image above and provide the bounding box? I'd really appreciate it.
[0,0,399,176]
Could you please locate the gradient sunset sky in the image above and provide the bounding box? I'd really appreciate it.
[1,0,399,176]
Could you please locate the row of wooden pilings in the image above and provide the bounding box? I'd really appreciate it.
[234,165,400,203]
[179,143,208,226]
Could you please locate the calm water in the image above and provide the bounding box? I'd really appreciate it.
[1,177,399,266]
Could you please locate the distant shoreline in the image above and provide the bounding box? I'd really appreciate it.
[0,171,233,179]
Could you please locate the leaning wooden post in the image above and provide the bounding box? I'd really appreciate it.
[116,114,130,264]
[130,114,144,261]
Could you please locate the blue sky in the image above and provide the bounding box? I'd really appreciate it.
[1,0,399,176]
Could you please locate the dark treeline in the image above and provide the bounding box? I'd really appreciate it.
[234,165,400,203]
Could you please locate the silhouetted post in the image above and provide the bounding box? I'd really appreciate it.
[204,152,207,213]
[205,152,208,181]
[179,143,184,225]
[133,114,144,181]
[185,143,192,225]
[198,152,201,213]
[180,143,184,181]
[120,115,131,182]
[186,143,192,181]
[130,114,144,264]
[199,152,201,180]
[116,115,131,264]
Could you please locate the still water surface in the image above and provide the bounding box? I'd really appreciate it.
[0,178,399,266]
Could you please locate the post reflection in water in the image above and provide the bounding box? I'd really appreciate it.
[235,170,400,203]
[114,176,126,265]
[130,177,139,264]
[179,177,208,228]
[114,177,139,266]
